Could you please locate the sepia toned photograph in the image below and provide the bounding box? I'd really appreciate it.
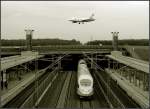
[0,1,149,108]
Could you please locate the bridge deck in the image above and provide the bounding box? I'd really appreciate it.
[40,50,110,55]
[1,51,44,71]
[106,53,149,74]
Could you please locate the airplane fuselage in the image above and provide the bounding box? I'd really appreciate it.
[69,14,95,24]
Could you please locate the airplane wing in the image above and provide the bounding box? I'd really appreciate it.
[68,19,78,23]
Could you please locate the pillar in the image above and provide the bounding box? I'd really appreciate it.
[145,74,148,91]
[112,60,114,70]
[58,56,61,70]
[129,69,132,83]
[134,71,137,86]
[52,55,55,71]
[139,72,141,88]
[108,59,110,69]
[91,53,93,69]
[95,53,97,71]
[2,70,8,89]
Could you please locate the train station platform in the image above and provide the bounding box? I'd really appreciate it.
[0,70,44,107]
[105,68,149,109]
[0,71,35,107]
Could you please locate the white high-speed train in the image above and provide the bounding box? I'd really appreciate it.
[77,59,94,98]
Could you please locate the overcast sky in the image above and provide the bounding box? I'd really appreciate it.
[1,1,149,43]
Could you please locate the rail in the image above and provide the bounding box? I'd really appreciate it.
[83,52,125,108]
[20,67,59,108]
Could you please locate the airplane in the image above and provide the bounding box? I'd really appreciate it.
[68,14,95,24]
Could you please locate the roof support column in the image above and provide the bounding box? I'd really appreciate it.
[138,72,142,88]
[134,71,137,86]
[129,68,132,83]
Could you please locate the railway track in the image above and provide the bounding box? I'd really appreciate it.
[38,71,67,107]
[3,78,34,108]
[64,71,110,108]
[100,70,140,108]
[80,100,91,108]
[64,71,76,108]
[92,72,110,108]
[109,76,141,108]
[38,71,110,108]
[7,69,140,108]
[56,71,72,108]
[3,69,57,108]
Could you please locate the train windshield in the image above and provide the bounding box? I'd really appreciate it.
[80,79,91,86]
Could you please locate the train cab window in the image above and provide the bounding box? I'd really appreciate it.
[81,82,91,86]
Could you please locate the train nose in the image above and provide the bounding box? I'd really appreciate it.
[82,88,92,94]
[77,88,93,96]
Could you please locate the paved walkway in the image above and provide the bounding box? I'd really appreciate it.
[105,68,149,109]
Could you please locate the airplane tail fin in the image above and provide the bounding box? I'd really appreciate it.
[90,13,94,19]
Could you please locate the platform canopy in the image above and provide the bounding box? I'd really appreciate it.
[106,54,149,74]
[1,51,44,71]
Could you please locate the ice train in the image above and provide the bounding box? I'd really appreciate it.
[77,59,94,98]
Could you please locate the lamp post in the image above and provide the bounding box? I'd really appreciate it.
[111,32,119,51]
[25,29,34,51]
